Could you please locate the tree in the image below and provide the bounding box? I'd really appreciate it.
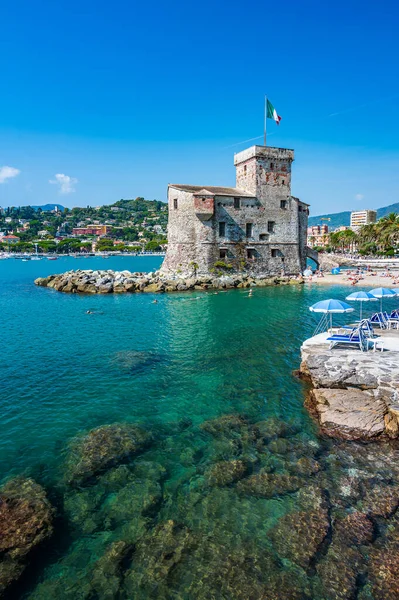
[145,240,162,252]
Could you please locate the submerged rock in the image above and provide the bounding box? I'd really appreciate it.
[200,413,247,436]
[205,459,248,486]
[0,477,54,595]
[315,543,362,600]
[110,350,164,375]
[237,472,303,498]
[64,423,152,486]
[269,509,329,568]
[124,520,194,597]
[357,484,399,518]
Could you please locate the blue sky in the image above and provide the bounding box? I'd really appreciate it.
[0,0,398,216]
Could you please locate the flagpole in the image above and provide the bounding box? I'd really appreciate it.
[264,95,267,146]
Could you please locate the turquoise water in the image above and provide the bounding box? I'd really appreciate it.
[2,258,399,599]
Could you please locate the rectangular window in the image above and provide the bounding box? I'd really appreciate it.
[247,249,255,259]
[219,249,227,259]
[219,221,226,237]
[270,162,274,170]
[246,223,253,237]
[280,200,287,209]
[259,233,268,240]
[281,179,285,185]
[271,249,279,258]
[267,221,275,233]
[234,197,240,209]
[173,199,178,209]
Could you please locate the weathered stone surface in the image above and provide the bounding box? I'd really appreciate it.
[269,509,329,568]
[0,477,54,595]
[315,543,362,600]
[310,388,387,440]
[64,423,152,486]
[334,512,374,545]
[357,485,399,518]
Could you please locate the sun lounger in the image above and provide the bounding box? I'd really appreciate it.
[370,312,389,329]
[327,328,368,352]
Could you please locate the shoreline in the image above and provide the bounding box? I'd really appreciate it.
[306,272,399,287]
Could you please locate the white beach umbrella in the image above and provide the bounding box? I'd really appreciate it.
[346,291,378,321]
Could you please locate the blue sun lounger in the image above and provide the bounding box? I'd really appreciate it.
[327,328,368,352]
[339,319,374,338]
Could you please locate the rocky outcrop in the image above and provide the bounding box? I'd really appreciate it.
[299,342,399,440]
[35,269,304,295]
[64,423,152,486]
[0,477,54,596]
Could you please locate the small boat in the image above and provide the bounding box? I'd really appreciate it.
[31,256,42,261]
[47,256,58,261]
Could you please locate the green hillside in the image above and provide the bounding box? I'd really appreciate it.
[309,202,399,229]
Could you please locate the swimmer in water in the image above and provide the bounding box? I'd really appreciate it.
[152,299,158,303]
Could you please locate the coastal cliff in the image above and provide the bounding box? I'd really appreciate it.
[299,341,399,440]
[34,269,304,294]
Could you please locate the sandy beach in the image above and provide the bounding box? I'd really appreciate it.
[307,271,399,287]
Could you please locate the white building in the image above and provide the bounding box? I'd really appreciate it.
[350,210,377,230]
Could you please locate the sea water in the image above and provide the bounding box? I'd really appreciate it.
[1,257,398,599]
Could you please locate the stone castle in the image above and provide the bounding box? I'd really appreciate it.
[161,145,310,276]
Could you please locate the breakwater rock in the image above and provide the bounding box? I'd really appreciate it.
[34,269,304,294]
[299,342,399,441]
[0,477,54,595]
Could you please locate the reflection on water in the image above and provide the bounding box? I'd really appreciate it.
[1,258,398,598]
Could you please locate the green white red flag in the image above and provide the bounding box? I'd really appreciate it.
[266,99,282,125]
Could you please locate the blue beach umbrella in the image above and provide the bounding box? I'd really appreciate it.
[309,299,354,331]
[346,291,378,321]
[368,287,396,312]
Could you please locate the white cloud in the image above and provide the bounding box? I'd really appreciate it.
[355,193,364,201]
[49,173,78,194]
[0,166,20,184]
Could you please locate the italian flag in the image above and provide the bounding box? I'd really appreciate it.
[267,99,282,125]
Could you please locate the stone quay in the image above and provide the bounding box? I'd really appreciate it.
[299,329,399,441]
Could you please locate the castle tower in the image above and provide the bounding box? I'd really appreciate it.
[234,146,294,204]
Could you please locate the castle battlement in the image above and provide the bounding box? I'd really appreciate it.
[234,145,294,165]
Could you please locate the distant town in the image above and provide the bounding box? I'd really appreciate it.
[0,198,168,254]
[307,208,399,257]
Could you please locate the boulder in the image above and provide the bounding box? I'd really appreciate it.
[64,423,152,486]
[205,460,248,486]
[269,509,329,568]
[237,473,303,498]
[310,388,387,440]
[0,477,54,595]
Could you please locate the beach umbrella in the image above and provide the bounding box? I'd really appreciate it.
[368,287,396,312]
[309,299,354,331]
[345,291,378,321]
